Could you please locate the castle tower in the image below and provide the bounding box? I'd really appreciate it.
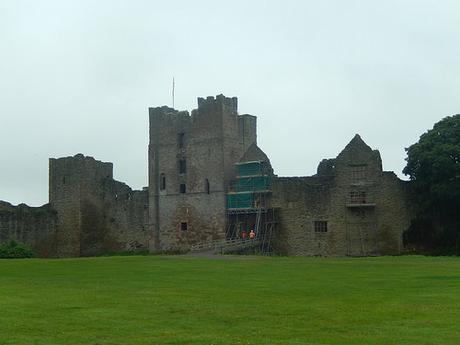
[49,154,113,257]
[49,154,150,257]
[148,95,257,252]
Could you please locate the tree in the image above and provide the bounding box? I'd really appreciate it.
[403,114,460,253]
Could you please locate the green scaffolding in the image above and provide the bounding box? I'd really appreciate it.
[236,161,264,177]
[226,193,253,209]
[227,161,271,209]
[232,176,270,192]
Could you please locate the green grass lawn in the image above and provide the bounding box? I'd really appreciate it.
[1,255,459,345]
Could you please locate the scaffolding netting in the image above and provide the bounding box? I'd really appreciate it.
[231,176,270,193]
[227,161,271,209]
[226,193,253,209]
[236,161,265,177]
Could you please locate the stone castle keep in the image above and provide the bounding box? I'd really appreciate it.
[0,95,412,257]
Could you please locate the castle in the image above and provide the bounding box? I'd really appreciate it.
[0,95,412,257]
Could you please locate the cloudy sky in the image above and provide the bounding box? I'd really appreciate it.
[1,0,459,206]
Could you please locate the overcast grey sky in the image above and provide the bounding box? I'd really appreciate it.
[1,0,459,206]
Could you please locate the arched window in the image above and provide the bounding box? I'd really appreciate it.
[205,178,210,194]
[160,173,166,191]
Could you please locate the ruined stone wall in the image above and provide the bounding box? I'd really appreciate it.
[332,136,383,256]
[49,154,110,256]
[50,154,149,257]
[0,201,57,257]
[238,115,257,153]
[103,183,149,253]
[272,177,324,255]
[272,135,412,256]
[271,176,344,256]
[374,173,412,254]
[148,95,257,252]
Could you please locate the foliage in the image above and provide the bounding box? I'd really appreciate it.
[1,256,460,344]
[0,240,34,258]
[403,114,460,252]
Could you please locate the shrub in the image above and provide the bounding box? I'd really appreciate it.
[0,240,34,258]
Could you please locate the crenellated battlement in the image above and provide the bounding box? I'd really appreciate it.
[149,94,238,125]
[197,94,238,115]
[148,106,191,121]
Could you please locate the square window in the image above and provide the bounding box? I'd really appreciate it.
[350,191,366,204]
[314,221,328,233]
[180,222,188,231]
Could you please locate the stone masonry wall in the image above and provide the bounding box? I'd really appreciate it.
[272,135,412,256]
[50,154,149,257]
[0,201,57,257]
[375,172,412,254]
[148,95,257,252]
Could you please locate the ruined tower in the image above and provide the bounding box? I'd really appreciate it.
[148,95,257,252]
[49,154,149,257]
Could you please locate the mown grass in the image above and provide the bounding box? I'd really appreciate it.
[0,255,459,345]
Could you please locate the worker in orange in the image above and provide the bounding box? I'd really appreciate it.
[249,229,255,239]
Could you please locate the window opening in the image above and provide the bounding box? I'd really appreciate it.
[180,184,186,194]
[180,222,188,231]
[350,191,367,204]
[179,159,186,174]
[314,221,328,233]
[178,133,185,148]
[160,173,166,190]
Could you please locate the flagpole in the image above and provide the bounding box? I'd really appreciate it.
[172,77,175,109]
